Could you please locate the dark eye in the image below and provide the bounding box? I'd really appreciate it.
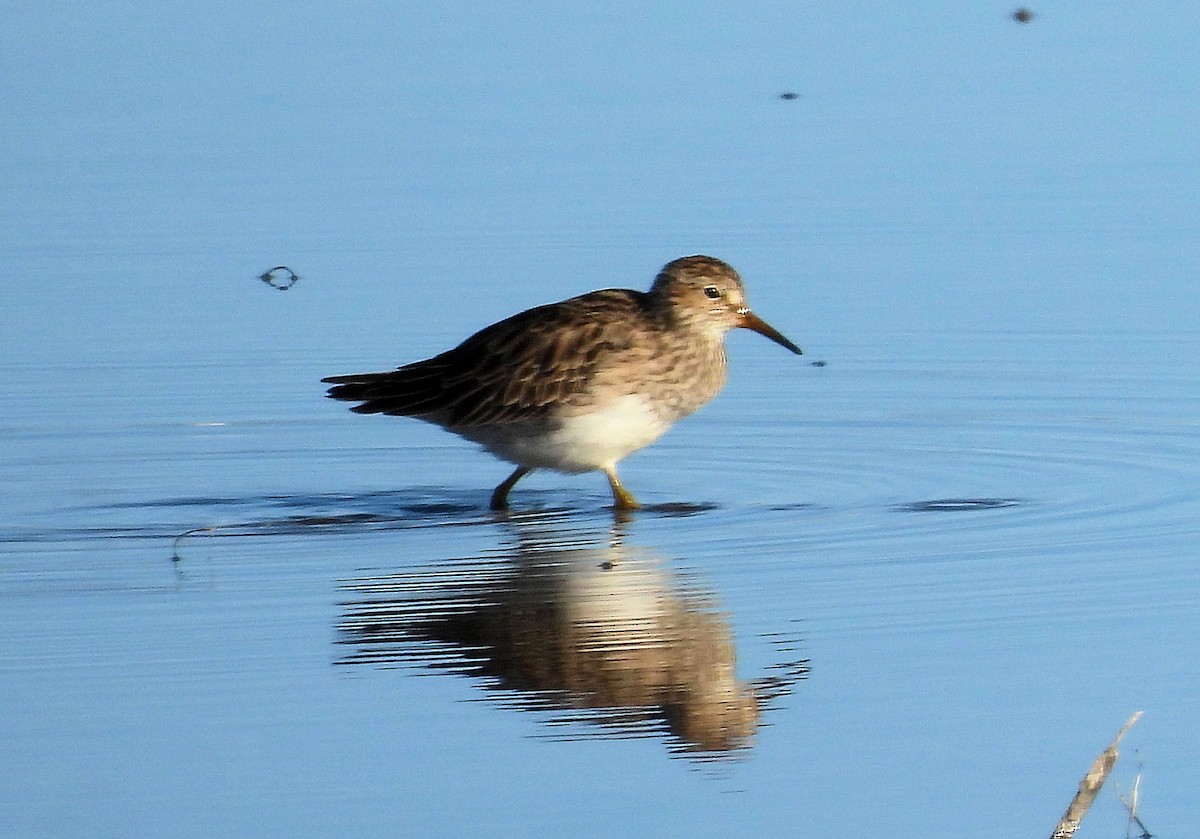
[703,285,721,300]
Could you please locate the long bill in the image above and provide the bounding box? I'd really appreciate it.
[738,310,803,355]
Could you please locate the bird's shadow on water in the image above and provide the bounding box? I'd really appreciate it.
[332,511,809,761]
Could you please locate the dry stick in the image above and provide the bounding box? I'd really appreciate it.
[1115,754,1152,839]
[1050,711,1144,839]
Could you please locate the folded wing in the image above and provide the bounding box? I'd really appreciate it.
[322,290,644,427]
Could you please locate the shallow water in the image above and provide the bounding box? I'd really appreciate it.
[4,330,1196,836]
[4,4,1200,837]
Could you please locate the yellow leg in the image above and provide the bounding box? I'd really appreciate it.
[603,466,641,511]
[491,466,532,511]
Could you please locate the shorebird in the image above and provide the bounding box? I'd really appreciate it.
[323,255,801,511]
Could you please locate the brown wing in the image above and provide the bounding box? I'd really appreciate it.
[322,289,647,427]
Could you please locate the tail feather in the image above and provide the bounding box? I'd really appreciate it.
[322,362,452,418]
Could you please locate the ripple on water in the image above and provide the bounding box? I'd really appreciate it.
[893,498,1023,512]
[655,339,1200,637]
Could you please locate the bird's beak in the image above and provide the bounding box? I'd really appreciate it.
[738,309,803,355]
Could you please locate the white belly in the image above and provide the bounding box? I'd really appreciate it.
[460,395,672,473]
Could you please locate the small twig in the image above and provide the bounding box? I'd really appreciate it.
[1116,751,1152,839]
[1050,711,1143,839]
[172,525,216,563]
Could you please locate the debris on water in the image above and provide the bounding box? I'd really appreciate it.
[778,92,800,101]
[896,498,1021,513]
[1013,7,1034,23]
[259,265,300,291]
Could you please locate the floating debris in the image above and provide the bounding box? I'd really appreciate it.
[1013,7,1034,23]
[896,498,1021,513]
[259,265,299,291]
[1049,712,1143,839]
[778,91,800,101]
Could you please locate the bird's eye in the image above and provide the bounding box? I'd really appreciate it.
[703,285,721,300]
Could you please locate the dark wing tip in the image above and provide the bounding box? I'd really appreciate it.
[322,373,385,403]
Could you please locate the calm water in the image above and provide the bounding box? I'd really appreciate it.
[3,4,1199,837]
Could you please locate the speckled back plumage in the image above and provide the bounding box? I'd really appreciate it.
[324,256,743,429]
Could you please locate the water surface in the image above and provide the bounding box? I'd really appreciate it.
[3,3,1198,837]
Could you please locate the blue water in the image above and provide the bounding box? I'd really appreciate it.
[3,4,1198,837]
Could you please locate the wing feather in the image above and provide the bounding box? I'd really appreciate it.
[322,289,650,427]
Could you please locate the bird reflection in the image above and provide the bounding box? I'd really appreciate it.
[336,515,806,757]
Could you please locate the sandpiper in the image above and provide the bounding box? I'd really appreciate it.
[323,255,801,511]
